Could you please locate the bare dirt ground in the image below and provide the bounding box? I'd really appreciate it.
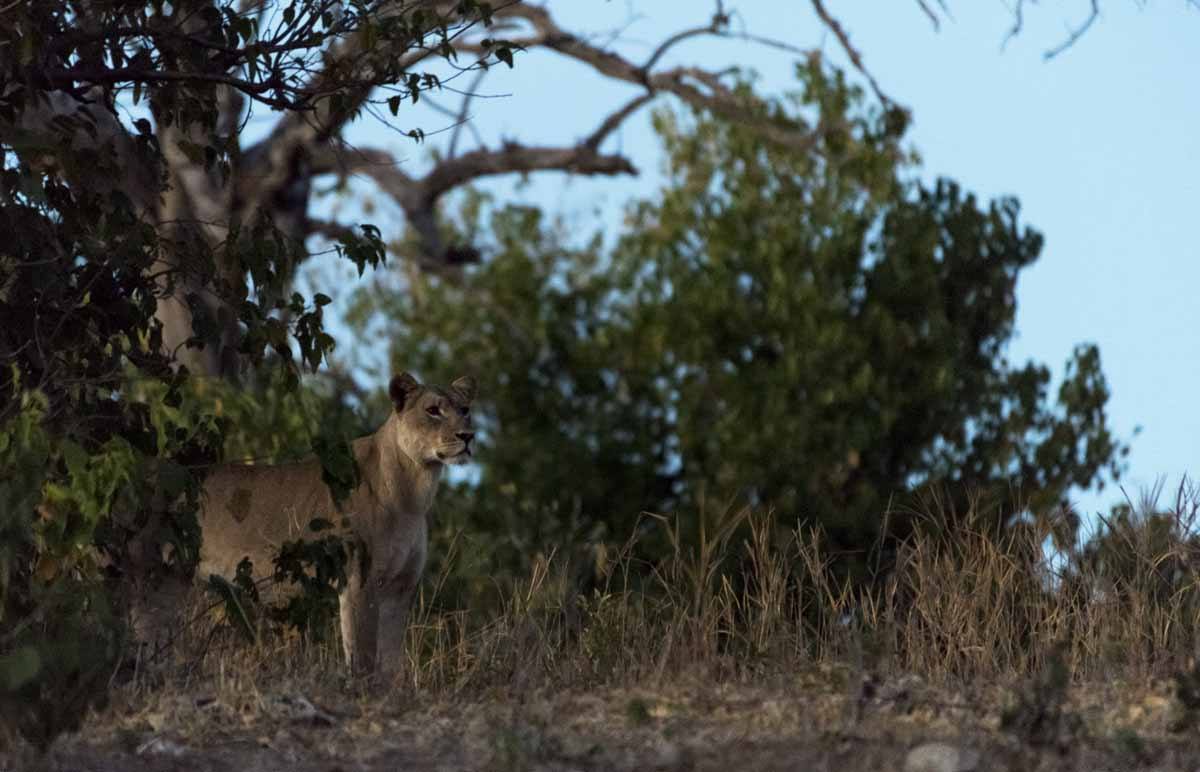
[12,668,1200,772]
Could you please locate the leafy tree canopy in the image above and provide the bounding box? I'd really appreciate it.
[355,61,1128,580]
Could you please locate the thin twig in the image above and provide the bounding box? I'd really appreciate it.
[448,68,489,159]
[584,93,655,151]
[1043,0,1100,60]
[809,0,895,106]
[642,25,719,73]
[1003,0,1027,51]
[914,0,943,31]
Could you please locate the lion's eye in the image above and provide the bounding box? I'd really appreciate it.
[426,405,443,418]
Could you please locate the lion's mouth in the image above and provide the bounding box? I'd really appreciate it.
[435,444,472,462]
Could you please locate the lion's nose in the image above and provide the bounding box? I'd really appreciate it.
[456,431,475,444]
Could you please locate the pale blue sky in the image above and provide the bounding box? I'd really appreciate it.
[318,1,1199,520]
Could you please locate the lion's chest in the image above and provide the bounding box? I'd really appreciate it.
[368,509,428,589]
[354,478,431,582]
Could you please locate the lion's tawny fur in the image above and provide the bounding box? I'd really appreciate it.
[195,371,475,674]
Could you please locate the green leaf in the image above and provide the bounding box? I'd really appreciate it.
[157,460,191,499]
[60,439,88,478]
[0,646,41,691]
[313,434,359,509]
[206,574,258,643]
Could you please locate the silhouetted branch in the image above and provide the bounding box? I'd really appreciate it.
[448,68,490,159]
[296,2,826,267]
[810,0,894,107]
[1004,0,1104,58]
[914,0,948,31]
[1043,0,1101,60]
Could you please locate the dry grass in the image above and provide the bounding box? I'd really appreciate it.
[110,480,1200,691]
[19,478,1200,769]
[121,478,1200,697]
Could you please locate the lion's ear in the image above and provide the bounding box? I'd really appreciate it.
[450,375,477,403]
[389,372,421,411]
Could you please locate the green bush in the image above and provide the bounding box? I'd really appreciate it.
[352,61,1127,585]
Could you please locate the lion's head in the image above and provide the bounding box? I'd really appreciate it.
[387,372,477,467]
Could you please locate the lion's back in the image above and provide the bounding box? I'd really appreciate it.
[198,458,335,579]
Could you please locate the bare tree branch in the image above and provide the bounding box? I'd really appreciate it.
[308,144,416,192]
[1003,0,1106,58]
[584,93,655,151]
[914,0,944,31]
[809,0,895,107]
[418,142,637,205]
[448,68,490,159]
[324,138,634,264]
[476,4,824,148]
[642,11,729,74]
[1003,0,1027,50]
[1043,0,1101,60]
[235,2,506,243]
[6,90,160,219]
[289,2,828,268]
[235,43,440,231]
[308,218,360,244]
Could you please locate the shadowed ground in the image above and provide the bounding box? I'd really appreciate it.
[20,673,1200,772]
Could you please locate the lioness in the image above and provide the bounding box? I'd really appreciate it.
[198,371,475,674]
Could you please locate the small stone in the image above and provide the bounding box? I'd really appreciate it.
[652,739,683,768]
[273,693,338,727]
[134,736,187,758]
[904,742,980,772]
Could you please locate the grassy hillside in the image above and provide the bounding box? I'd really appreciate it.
[7,480,1200,769]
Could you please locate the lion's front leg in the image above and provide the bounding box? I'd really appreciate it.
[377,580,418,675]
[339,563,379,675]
[376,538,426,675]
